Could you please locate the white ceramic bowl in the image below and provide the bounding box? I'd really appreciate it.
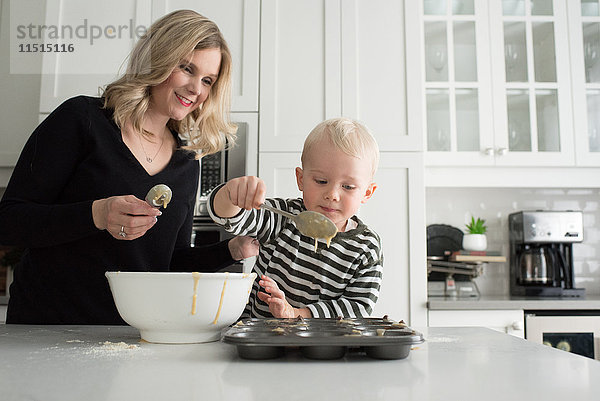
[105,271,256,344]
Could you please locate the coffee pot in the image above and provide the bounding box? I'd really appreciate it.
[518,245,554,285]
[509,211,584,297]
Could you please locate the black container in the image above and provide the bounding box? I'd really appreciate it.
[222,317,424,360]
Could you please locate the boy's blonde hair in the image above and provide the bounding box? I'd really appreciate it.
[102,9,236,157]
[301,118,380,177]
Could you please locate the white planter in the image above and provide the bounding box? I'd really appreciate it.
[462,234,487,251]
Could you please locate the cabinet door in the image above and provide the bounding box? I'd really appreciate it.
[341,0,422,151]
[360,153,427,326]
[568,0,600,166]
[488,0,574,166]
[153,0,260,112]
[414,0,575,167]
[39,0,259,115]
[418,0,496,165]
[428,309,525,338]
[38,0,152,114]
[259,0,342,152]
[258,152,427,326]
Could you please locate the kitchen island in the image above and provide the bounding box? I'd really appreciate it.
[0,325,598,400]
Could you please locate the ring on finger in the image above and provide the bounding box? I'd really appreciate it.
[119,225,126,238]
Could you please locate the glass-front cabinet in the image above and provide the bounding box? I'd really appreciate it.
[419,0,575,166]
[569,0,600,165]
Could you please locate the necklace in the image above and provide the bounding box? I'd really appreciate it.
[138,129,165,163]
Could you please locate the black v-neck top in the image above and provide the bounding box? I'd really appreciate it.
[0,96,233,324]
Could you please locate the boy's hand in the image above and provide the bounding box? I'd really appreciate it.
[213,176,266,218]
[257,275,312,318]
[257,275,295,318]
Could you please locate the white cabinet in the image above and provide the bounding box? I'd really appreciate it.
[38,0,152,115]
[413,0,576,166]
[428,309,525,338]
[153,0,260,112]
[341,0,422,151]
[0,0,43,167]
[38,0,259,116]
[260,0,420,152]
[259,152,428,326]
[567,1,600,166]
[259,0,342,152]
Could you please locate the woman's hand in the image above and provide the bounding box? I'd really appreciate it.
[257,275,312,318]
[92,195,162,240]
[228,236,260,260]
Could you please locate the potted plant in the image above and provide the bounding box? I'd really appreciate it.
[463,217,487,251]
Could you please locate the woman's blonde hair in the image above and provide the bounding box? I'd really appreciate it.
[102,9,236,157]
[301,118,380,177]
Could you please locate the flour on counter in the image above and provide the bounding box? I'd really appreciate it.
[82,341,140,355]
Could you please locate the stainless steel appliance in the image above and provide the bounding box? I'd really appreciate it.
[193,121,248,218]
[525,311,600,360]
[190,114,257,272]
[509,211,584,297]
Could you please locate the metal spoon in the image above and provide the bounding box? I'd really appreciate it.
[145,184,172,208]
[260,203,338,248]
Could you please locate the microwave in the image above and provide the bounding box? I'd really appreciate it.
[193,113,257,217]
[190,113,258,273]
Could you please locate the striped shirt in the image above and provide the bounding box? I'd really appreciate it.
[208,193,383,318]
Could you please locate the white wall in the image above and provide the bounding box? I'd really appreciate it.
[426,187,600,296]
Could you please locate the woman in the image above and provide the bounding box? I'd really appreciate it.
[0,10,258,324]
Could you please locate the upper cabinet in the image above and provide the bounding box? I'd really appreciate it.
[259,0,421,152]
[153,0,259,112]
[568,1,600,165]
[38,0,259,115]
[38,0,152,115]
[413,0,577,166]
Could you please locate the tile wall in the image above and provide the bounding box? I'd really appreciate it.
[426,188,600,296]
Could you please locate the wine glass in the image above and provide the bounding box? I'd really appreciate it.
[589,128,600,152]
[505,43,519,72]
[427,44,448,73]
[584,41,599,82]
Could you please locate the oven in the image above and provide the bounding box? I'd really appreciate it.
[525,311,600,360]
[190,113,258,272]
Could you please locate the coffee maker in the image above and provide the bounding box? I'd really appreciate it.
[509,211,585,297]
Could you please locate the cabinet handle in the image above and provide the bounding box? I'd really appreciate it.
[496,147,508,156]
[483,147,494,156]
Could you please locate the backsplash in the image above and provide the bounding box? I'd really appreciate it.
[426,188,600,296]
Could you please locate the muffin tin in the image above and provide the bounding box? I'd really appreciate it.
[222,316,424,360]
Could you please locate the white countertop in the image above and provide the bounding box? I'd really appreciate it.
[1,324,599,401]
[428,295,600,310]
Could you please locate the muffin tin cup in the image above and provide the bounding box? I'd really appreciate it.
[222,317,424,360]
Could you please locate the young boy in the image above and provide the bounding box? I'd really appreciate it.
[208,117,382,318]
